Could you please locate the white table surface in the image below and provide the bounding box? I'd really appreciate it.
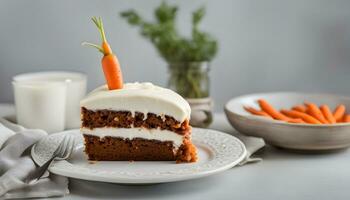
[1,103,350,200]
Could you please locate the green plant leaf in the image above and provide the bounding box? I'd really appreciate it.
[192,6,205,27]
[120,2,218,63]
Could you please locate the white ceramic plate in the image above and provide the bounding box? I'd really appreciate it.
[225,92,350,151]
[32,128,246,184]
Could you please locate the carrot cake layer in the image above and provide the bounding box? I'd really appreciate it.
[83,135,196,162]
[81,108,190,135]
[80,82,197,163]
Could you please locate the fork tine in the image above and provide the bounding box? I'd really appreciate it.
[68,137,76,157]
[57,135,70,158]
[60,135,74,159]
[60,136,72,157]
[63,136,75,159]
[26,135,74,183]
[52,135,68,157]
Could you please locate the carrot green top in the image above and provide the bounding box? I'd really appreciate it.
[83,16,124,90]
[82,17,112,55]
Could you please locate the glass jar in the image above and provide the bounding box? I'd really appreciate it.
[168,62,213,127]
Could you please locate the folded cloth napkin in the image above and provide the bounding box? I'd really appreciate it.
[0,118,69,200]
[209,115,265,166]
[237,134,264,166]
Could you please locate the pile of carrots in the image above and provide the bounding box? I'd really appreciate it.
[244,99,350,124]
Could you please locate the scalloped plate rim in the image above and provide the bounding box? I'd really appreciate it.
[33,128,247,184]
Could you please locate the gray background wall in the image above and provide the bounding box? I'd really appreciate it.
[1,0,350,111]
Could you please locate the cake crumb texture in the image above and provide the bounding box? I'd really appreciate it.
[81,107,190,135]
[83,135,197,162]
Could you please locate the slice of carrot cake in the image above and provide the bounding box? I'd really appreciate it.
[80,82,197,163]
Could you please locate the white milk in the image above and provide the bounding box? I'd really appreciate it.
[13,71,87,133]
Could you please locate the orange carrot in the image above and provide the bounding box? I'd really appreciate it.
[343,115,350,123]
[281,109,322,124]
[287,118,305,123]
[257,99,291,121]
[333,105,346,122]
[305,102,328,124]
[244,106,272,118]
[83,17,123,90]
[320,105,336,124]
[102,54,123,90]
[292,105,306,113]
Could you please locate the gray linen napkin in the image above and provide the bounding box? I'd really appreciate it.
[0,118,69,200]
[210,114,265,165]
[237,135,264,165]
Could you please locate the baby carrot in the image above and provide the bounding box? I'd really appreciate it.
[257,99,290,121]
[287,118,305,123]
[292,105,306,113]
[343,115,350,123]
[244,106,272,118]
[320,105,336,124]
[83,17,123,90]
[333,105,346,122]
[305,102,328,124]
[281,109,322,124]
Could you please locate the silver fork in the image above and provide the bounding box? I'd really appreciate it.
[25,135,75,183]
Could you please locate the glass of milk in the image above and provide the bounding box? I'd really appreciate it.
[13,71,87,133]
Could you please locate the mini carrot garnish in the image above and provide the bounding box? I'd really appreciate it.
[333,105,346,122]
[281,109,322,124]
[320,105,336,124]
[244,106,272,118]
[83,17,123,90]
[305,102,328,124]
[257,99,290,121]
[292,105,306,113]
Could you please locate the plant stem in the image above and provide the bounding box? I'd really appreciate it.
[81,42,104,53]
[92,17,107,42]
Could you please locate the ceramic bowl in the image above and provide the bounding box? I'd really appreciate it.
[224,92,350,151]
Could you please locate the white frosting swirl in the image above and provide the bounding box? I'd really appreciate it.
[81,127,184,149]
[80,82,191,122]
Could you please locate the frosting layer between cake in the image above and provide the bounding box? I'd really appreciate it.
[80,82,191,122]
[81,127,184,148]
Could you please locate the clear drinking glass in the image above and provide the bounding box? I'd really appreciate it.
[168,62,213,127]
[168,62,210,98]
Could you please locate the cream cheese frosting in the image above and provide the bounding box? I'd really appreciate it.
[81,127,184,149]
[80,82,191,122]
